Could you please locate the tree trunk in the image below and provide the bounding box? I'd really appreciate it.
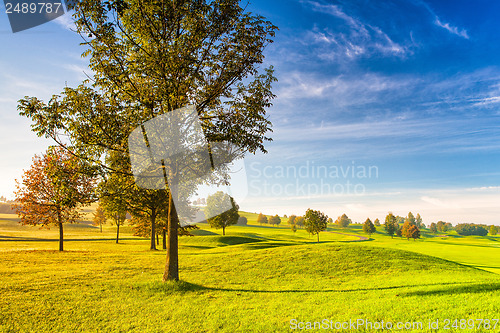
[58,222,64,251]
[163,195,179,281]
[317,232,319,243]
[116,223,120,244]
[150,210,157,250]
[162,228,166,250]
[156,232,159,245]
[100,223,102,233]
[222,226,225,236]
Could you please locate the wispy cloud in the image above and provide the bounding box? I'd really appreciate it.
[434,17,469,39]
[413,0,470,39]
[301,0,410,61]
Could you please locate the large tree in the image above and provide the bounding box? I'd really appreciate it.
[205,191,239,236]
[304,209,328,243]
[12,147,96,251]
[18,0,276,281]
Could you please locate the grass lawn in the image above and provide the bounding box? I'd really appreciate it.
[0,214,499,332]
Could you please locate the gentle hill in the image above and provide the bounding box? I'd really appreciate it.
[1,232,498,332]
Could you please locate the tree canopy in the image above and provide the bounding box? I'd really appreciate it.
[362,218,376,236]
[384,212,397,238]
[304,209,328,242]
[13,147,96,251]
[336,213,351,228]
[205,192,239,236]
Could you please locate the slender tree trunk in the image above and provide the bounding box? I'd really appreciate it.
[163,195,179,281]
[100,223,102,233]
[317,232,319,243]
[222,226,225,236]
[58,222,64,251]
[162,228,166,250]
[116,223,119,244]
[150,210,157,250]
[156,232,159,245]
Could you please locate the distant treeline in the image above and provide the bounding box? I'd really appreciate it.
[0,202,15,214]
[455,223,489,236]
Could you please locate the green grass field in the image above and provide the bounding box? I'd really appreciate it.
[0,213,499,332]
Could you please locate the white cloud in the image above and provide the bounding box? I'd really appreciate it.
[53,14,76,31]
[434,17,469,39]
[301,1,410,60]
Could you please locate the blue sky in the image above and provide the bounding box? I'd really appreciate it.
[1,1,500,225]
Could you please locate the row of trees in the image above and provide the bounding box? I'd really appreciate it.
[455,223,489,236]
[384,212,421,241]
[256,213,282,226]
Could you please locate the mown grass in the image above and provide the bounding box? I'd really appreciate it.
[0,214,499,332]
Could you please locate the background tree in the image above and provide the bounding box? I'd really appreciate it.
[336,214,351,228]
[237,216,247,226]
[402,217,419,241]
[374,218,381,227]
[257,213,268,225]
[490,225,498,236]
[415,213,423,229]
[290,223,297,233]
[295,216,304,228]
[429,222,438,233]
[408,225,421,241]
[92,204,107,233]
[327,217,333,224]
[362,218,376,236]
[100,188,128,244]
[437,221,448,232]
[304,209,328,242]
[205,192,239,236]
[12,147,96,251]
[269,215,281,227]
[396,225,403,238]
[405,212,416,225]
[287,215,297,225]
[384,212,397,238]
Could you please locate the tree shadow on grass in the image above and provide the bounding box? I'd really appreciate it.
[402,282,500,297]
[141,280,473,295]
[218,236,264,246]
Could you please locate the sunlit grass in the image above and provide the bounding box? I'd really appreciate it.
[0,213,499,332]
